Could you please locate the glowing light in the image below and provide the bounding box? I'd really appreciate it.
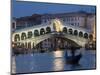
[53,50,63,57]
[53,19,63,32]
[53,58,64,71]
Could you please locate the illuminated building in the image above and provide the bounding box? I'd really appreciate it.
[12,11,95,33]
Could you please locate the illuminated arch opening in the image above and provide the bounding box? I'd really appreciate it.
[79,31,83,37]
[63,27,67,33]
[69,29,73,35]
[40,28,45,35]
[34,30,39,37]
[84,33,88,39]
[14,34,20,42]
[46,27,51,33]
[28,31,32,38]
[74,30,78,36]
[21,32,27,40]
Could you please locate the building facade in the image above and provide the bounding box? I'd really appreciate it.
[12,11,96,33]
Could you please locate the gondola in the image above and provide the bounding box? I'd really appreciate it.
[65,46,82,64]
[65,53,82,64]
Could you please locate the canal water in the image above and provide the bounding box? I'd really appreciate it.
[14,49,96,74]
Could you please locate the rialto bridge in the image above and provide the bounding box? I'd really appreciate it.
[12,19,93,49]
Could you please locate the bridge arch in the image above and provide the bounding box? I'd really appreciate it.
[31,33,88,47]
[34,30,39,37]
[79,31,83,37]
[40,28,45,35]
[74,30,78,36]
[84,33,88,39]
[68,28,73,35]
[21,32,27,40]
[46,27,51,33]
[63,27,67,33]
[27,31,33,38]
[34,34,86,48]
[14,34,20,42]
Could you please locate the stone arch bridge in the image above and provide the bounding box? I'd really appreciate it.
[12,19,92,48]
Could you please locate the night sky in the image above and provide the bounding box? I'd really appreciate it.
[12,0,96,18]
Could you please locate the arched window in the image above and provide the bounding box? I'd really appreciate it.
[84,33,88,39]
[14,34,20,42]
[46,27,51,33]
[21,32,26,40]
[74,30,78,36]
[79,31,83,37]
[63,27,67,33]
[34,30,39,37]
[28,31,32,38]
[69,29,73,35]
[40,28,45,35]
[89,34,93,40]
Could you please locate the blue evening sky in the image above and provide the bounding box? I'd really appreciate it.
[12,0,96,18]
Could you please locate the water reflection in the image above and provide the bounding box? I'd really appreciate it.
[14,50,96,74]
[53,50,64,71]
[53,58,64,71]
